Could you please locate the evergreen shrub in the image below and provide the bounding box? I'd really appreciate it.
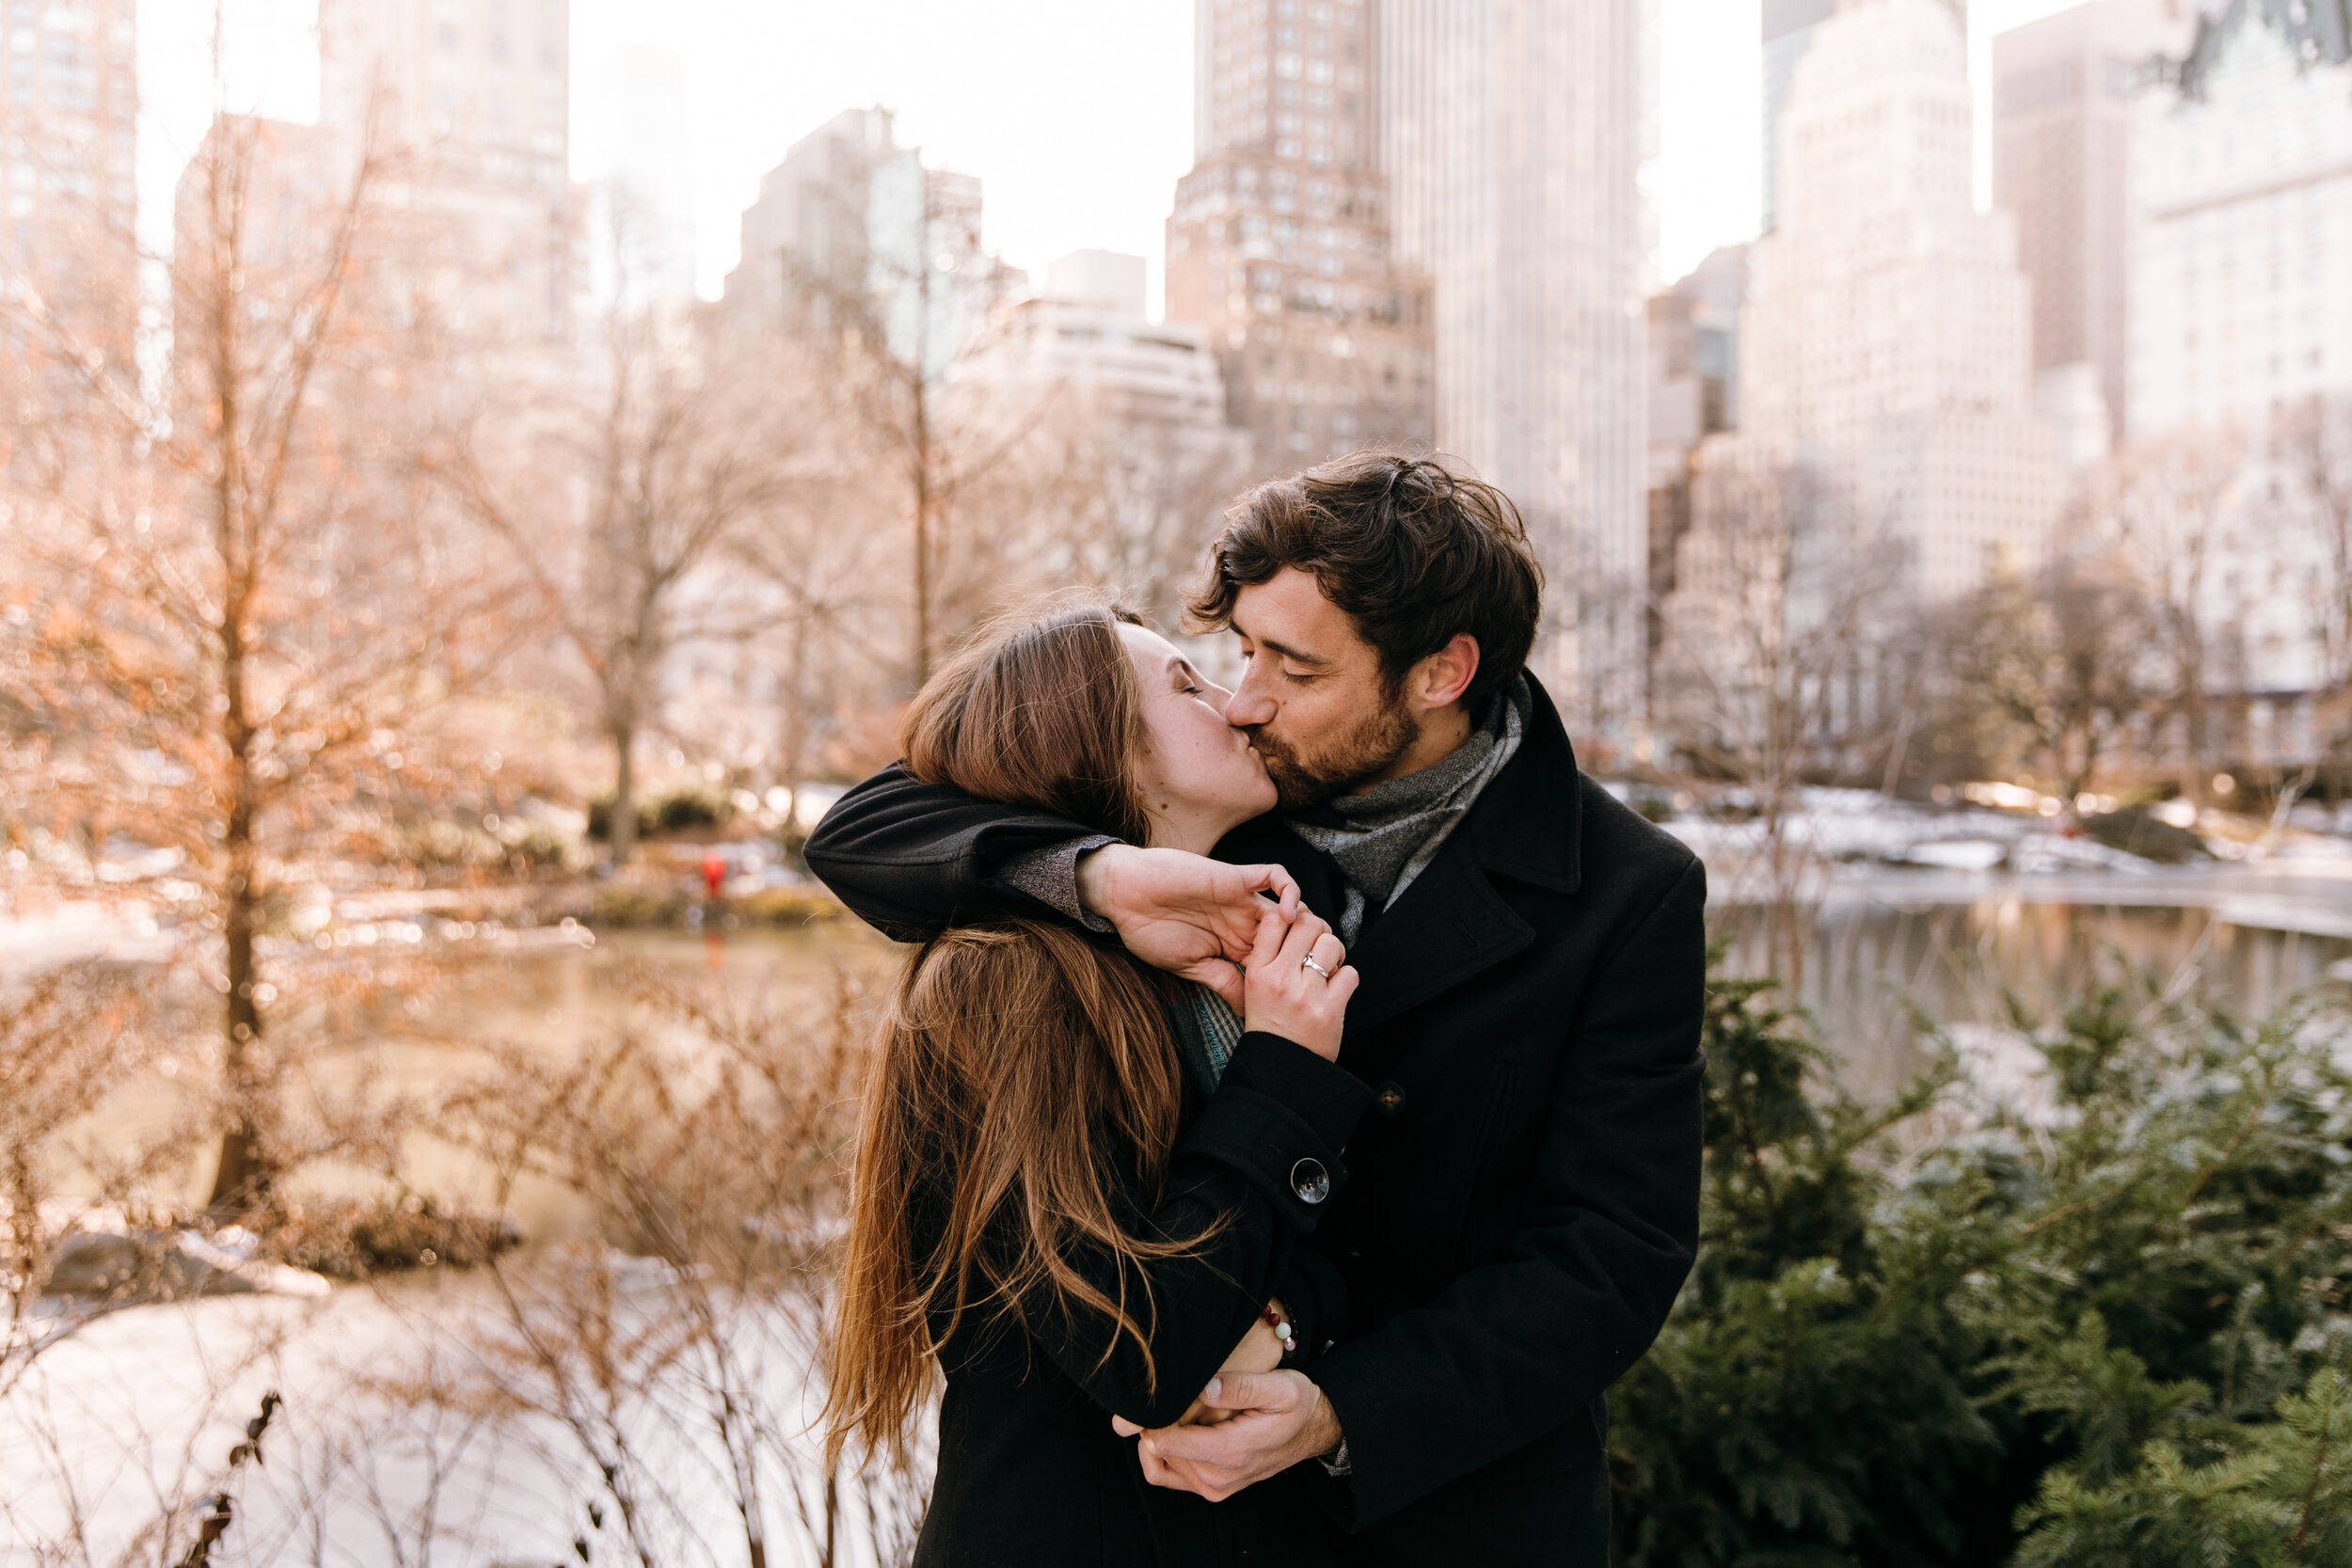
[1610,961,2352,1566]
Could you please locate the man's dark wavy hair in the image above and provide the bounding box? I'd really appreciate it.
[1187,450,1544,711]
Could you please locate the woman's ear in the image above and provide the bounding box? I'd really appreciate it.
[1413,634,1481,712]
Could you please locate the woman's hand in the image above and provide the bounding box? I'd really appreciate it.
[1075,847,1301,1010]
[1242,903,1358,1061]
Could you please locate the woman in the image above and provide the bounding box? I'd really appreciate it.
[823,603,1370,1567]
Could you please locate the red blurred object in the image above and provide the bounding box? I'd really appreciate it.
[701,852,725,898]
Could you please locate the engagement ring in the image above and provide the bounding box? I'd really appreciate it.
[1301,954,1332,979]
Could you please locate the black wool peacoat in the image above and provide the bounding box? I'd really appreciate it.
[912,1006,1369,1568]
[808,674,1708,1566]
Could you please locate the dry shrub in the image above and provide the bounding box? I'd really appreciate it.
[0,962,170,1387]
[420,958,931,1567]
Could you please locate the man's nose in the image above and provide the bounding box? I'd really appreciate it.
[1224,670,1277,728]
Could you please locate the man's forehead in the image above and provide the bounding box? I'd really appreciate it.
[1232,570,1363,662]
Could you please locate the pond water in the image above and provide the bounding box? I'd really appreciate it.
[1754,891,2352,1099]
[41,864,2352,1221]
[459,868,2352,1113]
[40,921,903,1235]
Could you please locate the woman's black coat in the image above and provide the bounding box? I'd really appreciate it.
[810,675,1707,1566]
[909,987,1371,1568]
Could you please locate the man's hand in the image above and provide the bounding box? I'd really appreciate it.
[1120,1370,1343,1503]
[1076,846,1300,1010]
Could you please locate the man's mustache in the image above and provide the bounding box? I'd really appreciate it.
[1240,725,1294,763]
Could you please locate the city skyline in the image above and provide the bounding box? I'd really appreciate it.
[137,0,2100,317]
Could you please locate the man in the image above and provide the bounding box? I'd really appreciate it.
[807,451,1706,1563]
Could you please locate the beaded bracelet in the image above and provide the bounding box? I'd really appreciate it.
[1263,1303,1295,1357]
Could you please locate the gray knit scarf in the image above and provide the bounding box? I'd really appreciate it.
[1288,676,1529,943]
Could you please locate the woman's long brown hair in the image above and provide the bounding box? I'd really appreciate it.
[823,603,1206,1465]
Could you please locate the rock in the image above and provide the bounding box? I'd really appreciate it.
[42,1228,250,1299]
[43,1231,149,1296]
[271,1196,524,1278]
[40,1227,329,1302]
[2080,805,2214,864]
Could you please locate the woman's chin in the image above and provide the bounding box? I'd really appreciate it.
[1204,781,1279,834]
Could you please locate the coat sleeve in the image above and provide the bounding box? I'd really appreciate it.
[1307,856,1708,1530]
[803,763,1108,941]
[1016,1032,1374,1430]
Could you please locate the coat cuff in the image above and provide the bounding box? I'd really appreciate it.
[1219,1032,1370,1148]
[1176,1033,1370,1232]
[1299,1342,1469,1531]
[1274,1246,1349,1369]
[993,836,1119,932]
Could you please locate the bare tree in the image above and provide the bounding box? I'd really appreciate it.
[1937,545,2166,805]
[2,86,516,1213]
[755,148,1026,685]
[2276,390,2352,779]
[2100,429,2245,804]
[440,309,817,865]
[1653,453,1902,979]
[944,378,1250,628]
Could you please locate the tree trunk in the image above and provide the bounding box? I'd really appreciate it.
[204,250,269,1213]
[2179,635,2207,805]
[206,680,269,1212]
[205,851,268,1213]
[911,364,934,689]
[609,717,639,865]
[910,205,938,689]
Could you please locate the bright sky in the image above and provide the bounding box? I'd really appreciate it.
[138,0,2110,312]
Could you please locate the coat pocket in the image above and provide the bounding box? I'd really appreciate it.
[1445,1059,1518,1271]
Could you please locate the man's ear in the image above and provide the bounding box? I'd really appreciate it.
[1412,634,1480,712]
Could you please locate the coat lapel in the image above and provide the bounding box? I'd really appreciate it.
[1320,674,1586,1077]
[1340,823,1535,1050]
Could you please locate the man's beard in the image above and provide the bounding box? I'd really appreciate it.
[1249,695,1422,810]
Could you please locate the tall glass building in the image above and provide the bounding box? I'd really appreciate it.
[1379,0,1650,729]
[1762,0,1837,232]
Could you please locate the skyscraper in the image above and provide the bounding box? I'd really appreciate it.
[0,0,137,353]
[1761,0,1836,232]
[2126,1,2352,438]
[1993,0,2189,452]
[1645,245,1746,682]
[1768,1,1974,234]
[1714,0,2061,601]
[723,107,1009,380]
[1378,0,1648,720]
[316,0,584,360]
[1161,0,1434,480]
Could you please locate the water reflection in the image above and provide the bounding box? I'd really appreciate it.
[1719,894,2352,1099]
[66,895,2352,1217]
[425,903,2352,1117]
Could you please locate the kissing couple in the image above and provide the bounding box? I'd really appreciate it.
[812,451,1707,1567]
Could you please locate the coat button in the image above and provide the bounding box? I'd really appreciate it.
[1290,1157,1330,1205]
[1373,1082,1406,1116]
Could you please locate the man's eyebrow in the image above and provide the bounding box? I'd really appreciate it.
[1256,633,1331,668]
[1232,611,1331,668]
